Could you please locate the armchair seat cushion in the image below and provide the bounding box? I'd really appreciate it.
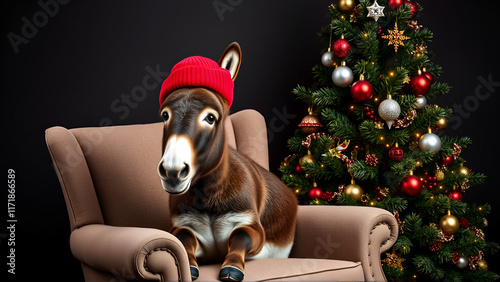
[197,258,364,281]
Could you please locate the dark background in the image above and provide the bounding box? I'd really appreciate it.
[2,0,499,280]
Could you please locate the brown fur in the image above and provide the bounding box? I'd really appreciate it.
[158,43,297,281]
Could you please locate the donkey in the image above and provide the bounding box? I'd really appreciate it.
[157,43,297,282]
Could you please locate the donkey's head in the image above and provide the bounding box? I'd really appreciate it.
[157,43,242,195]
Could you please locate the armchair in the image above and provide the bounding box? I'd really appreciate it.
[45,109,398,281]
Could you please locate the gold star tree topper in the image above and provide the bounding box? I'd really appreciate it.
[382,22,410,52]
[366,1,385,22]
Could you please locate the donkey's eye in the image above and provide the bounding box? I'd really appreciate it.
[162,111,169,122]
[204,113,216,125]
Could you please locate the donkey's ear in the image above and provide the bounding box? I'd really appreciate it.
[218,42,242,81]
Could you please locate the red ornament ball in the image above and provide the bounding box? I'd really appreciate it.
[422,71,434,84]
[388,0,404,9]
[441,156,454,167]
[351,80,374,102]
[404,0,419,19]
[448,190,463,202]
[333,38,351,58]
[400,175,422,197]
[410,74,431,97]
[308,187,324,200]
[389,146,404,162]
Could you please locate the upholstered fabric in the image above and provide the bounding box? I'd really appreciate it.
[196,259,364,281]
[291,205,397,281]
[45,109,398,281]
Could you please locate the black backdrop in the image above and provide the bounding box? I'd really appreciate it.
[2,0,500,280]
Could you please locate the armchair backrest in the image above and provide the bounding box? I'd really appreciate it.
[45,109,269,231]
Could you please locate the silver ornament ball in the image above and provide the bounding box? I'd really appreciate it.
[332,65,353,87]
[419,132,441,153]
[456,256,469,269]
[415,96,427,110]
[378,97,401,129]
[321,51,335,67]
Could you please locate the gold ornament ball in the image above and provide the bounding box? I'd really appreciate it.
[436,117,448,130]
[435,170,445,181]
[299,153,315,166]
[338,0,355,12]
[477,259,488,270]
[344,183,363,201]
[458,165,470,176]
[439,212,460,235]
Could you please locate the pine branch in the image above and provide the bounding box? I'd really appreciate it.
[317,24,331,45]
[302,161,334,181]
[413,255,445,280]
[442,270,463,282]
[313,87,345,107]
[439,136,472,158]
[426,82,452,100]
[466,203,493,228]
[378,196,408,213]
[336,194,364,206]
[281,173,311,193]
[312,65,336,88]
[331,18,357,39]
[379,67,410,96]
[359,120,384,144]
[403,213,440,247]
[356,24,380,62]
[321,108,359,139]
[409,27,433,45]
[466,171,486,187]
[287,134,307,153]
[464,270,500,281]
[292,85,314,104]
[321,154,346,179]
[397,94,418,115]
[408,104,451,133]
[415,194,456,218]
[427,64,443,78]
[392,5,412,24]
[351,160,379,181]
[394,235,413,255]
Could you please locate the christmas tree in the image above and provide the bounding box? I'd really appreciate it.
[279,1,499,281]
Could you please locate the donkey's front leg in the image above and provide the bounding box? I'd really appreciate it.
[219,225,265,282]
[171,227,200,280]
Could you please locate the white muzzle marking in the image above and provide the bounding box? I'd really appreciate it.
[158,135,195,194]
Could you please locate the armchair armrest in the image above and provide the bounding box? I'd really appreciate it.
[70,224,191,281]
[290,205,398,281]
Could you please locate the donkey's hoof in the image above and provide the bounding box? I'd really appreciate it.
[219,266,244,282]
[190,266,199,280]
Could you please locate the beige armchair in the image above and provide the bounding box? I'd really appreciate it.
[45,109,398,281]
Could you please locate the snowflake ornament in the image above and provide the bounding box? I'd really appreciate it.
[367,1,385,22]
[381,22,410,52]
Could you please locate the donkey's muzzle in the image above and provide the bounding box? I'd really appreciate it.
[158,161,192,194]
[158,162,190,182]
[158,135,195,195]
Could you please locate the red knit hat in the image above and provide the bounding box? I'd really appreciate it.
[159,56,234,107]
